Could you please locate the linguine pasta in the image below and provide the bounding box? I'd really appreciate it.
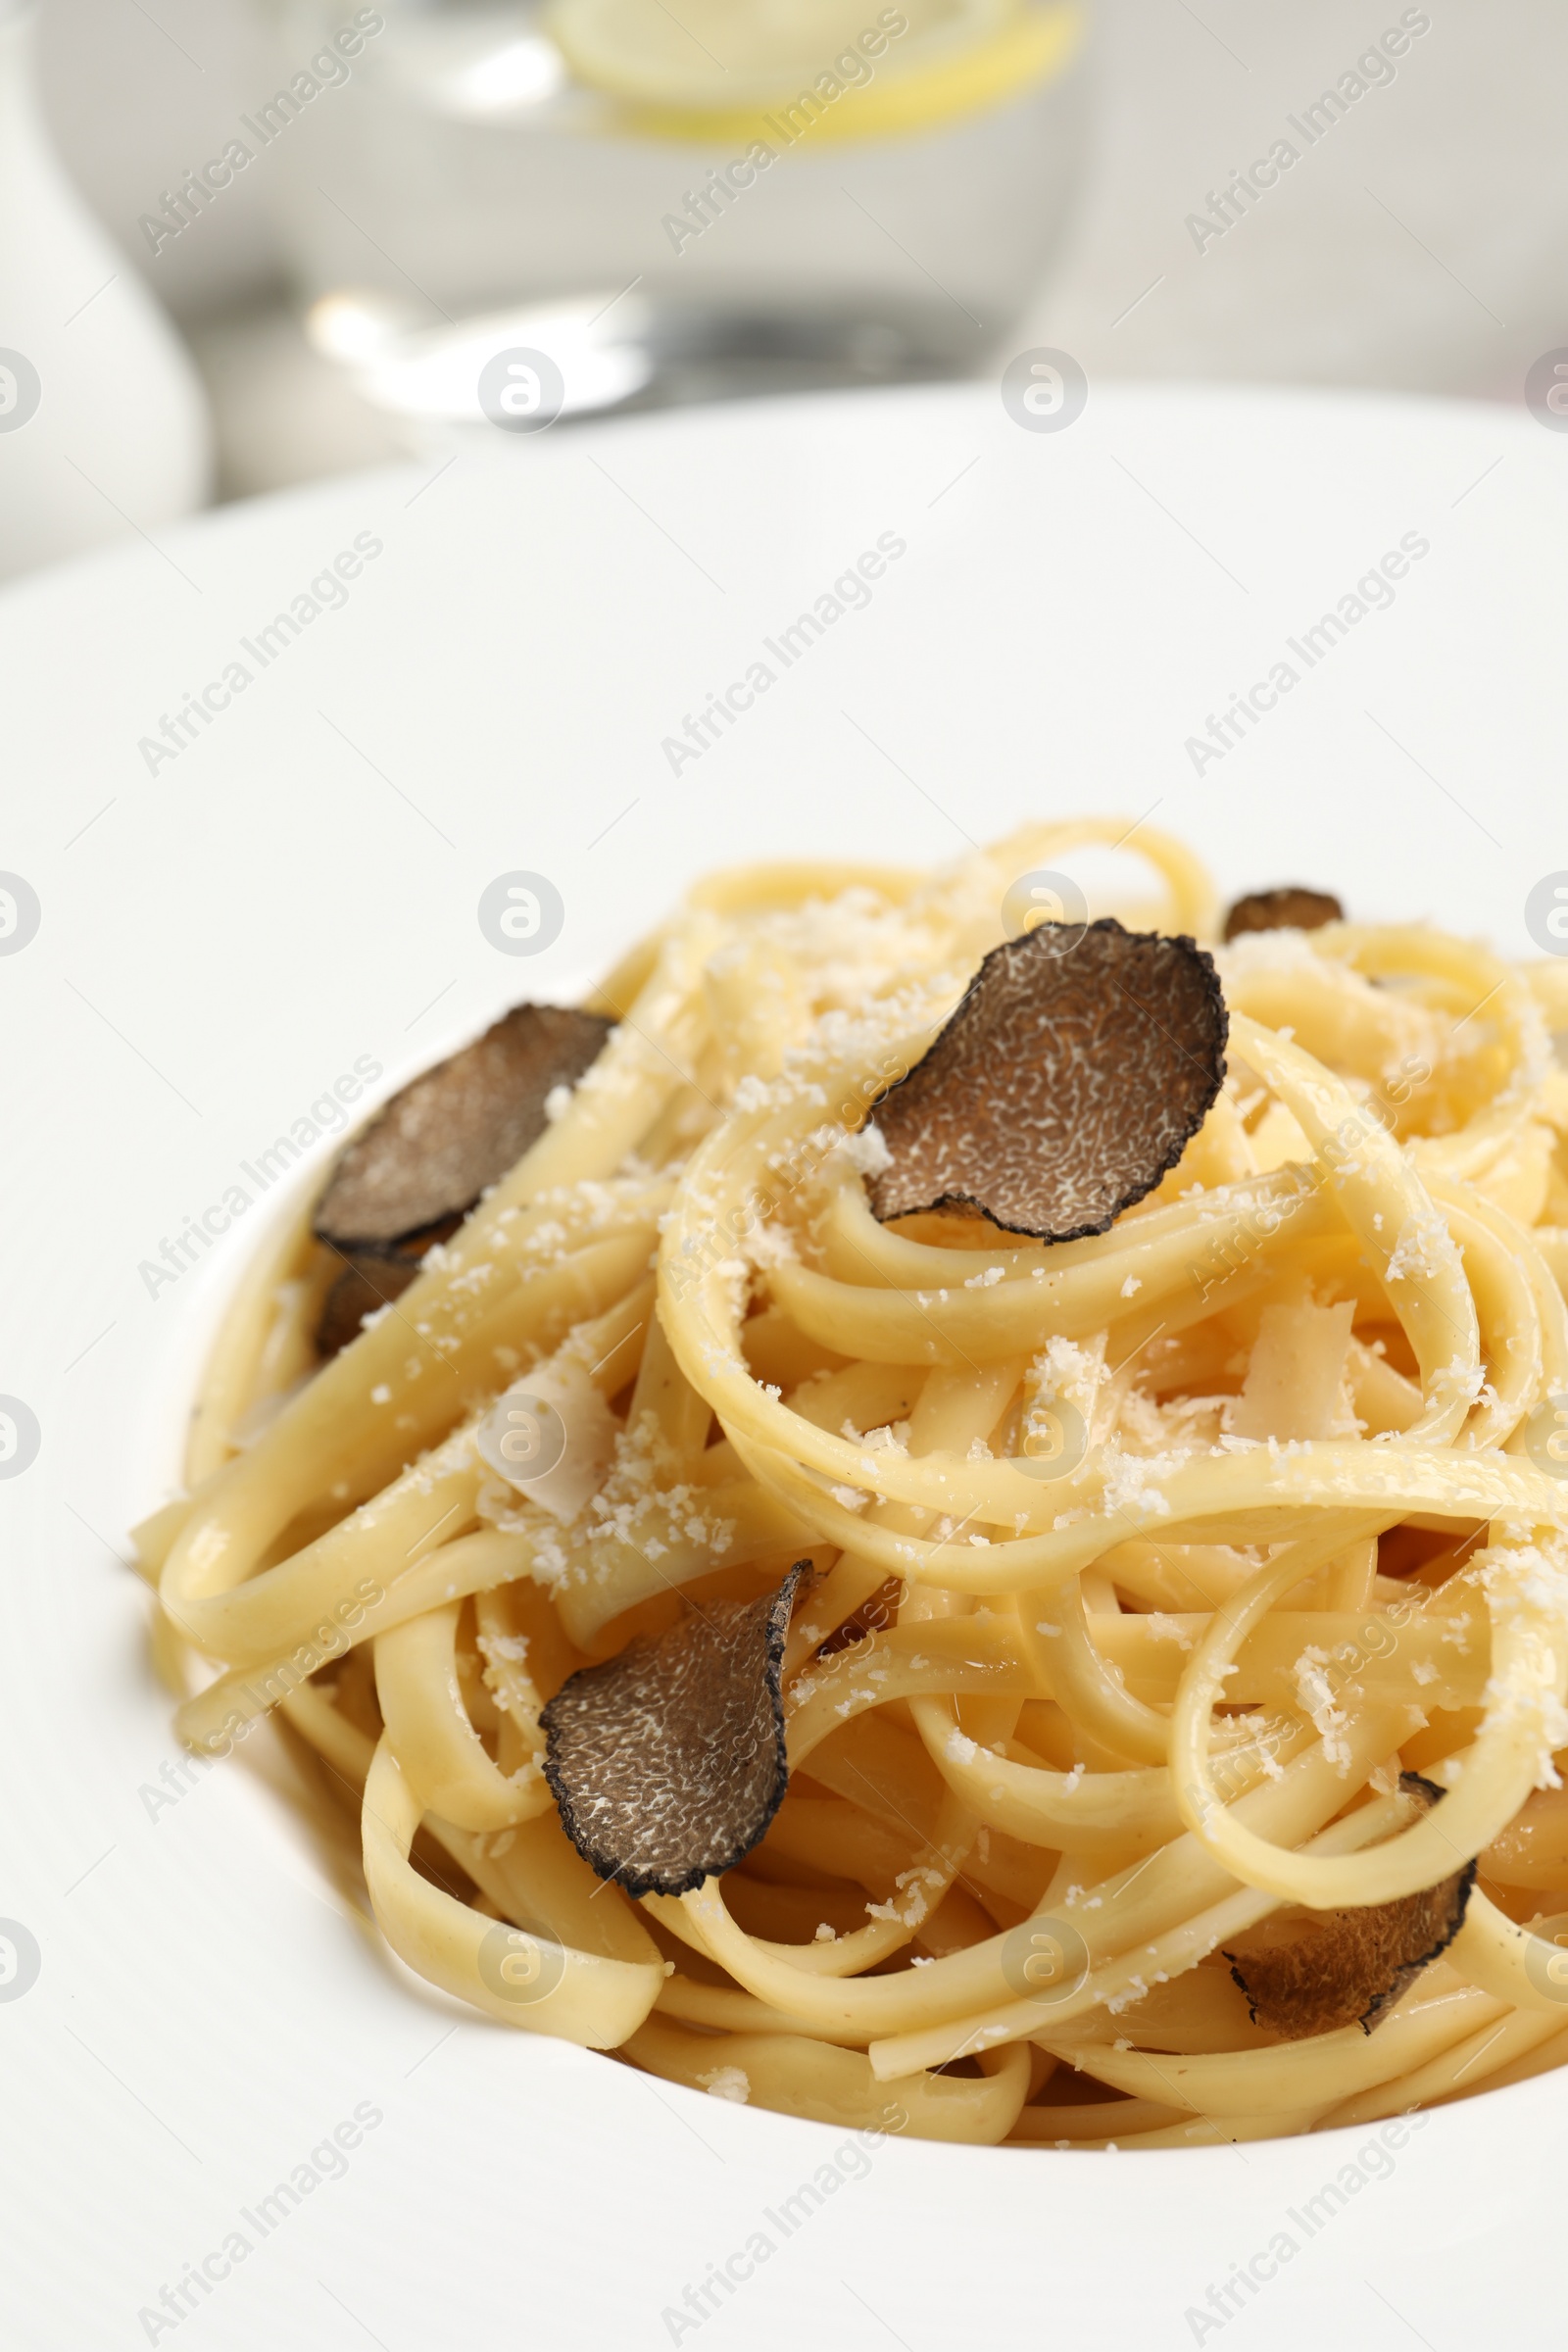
[134,819,1568,2148]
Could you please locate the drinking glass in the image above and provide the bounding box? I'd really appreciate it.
[266,0,1090,423]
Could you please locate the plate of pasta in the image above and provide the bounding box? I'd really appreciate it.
[134,814,1568,2159]
[7,377,1566,2350]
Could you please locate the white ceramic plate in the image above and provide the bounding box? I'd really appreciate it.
[2,381,1563,2351]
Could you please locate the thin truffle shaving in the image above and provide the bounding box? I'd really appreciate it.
[866,918,1228,1239]
[315,1004,612,1250]
[1223,886,1344,942]
[1224,1781,1475,2038]
[541,1565,808,1897]
[315,1250,424,1359]
[313,1003,612,1354]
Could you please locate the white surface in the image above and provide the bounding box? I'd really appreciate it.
[0,380,1564,2351]
[0,4,210,580]
[1038,0,1568,403]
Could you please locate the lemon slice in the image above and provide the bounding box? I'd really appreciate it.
[551,0,1008,109]
[549,0,1081,141]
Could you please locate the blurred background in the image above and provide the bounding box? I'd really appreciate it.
[2,0,1565,566]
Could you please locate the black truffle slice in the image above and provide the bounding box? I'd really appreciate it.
[865,919,1227,1242]
[1223,886,1344,942]
[1222,1776,1474,2039]
[541,1564,808,1898]
[314,1004,612,1253]
[315,1250,427,1360]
